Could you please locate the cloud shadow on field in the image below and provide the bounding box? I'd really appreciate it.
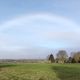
[0,63,17,68]
[51,64,80,80]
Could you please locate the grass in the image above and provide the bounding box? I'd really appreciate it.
[0,63,80,80]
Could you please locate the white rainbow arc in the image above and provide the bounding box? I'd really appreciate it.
[0,13,80,50]
[0,13,79,32]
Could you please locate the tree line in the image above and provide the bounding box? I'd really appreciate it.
[48,50,80,63]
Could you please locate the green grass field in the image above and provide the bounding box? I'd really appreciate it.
[0,63,80,80]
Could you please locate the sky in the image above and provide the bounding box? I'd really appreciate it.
[0,0,80,59]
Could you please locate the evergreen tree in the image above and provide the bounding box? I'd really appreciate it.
[49,54,55,63]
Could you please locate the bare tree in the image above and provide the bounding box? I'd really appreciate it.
[73,52,80,63]
[56,50,68,63]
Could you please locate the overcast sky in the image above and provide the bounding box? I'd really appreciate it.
[0,0,80,59]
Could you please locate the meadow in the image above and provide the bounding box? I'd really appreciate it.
[0,63,80,80]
